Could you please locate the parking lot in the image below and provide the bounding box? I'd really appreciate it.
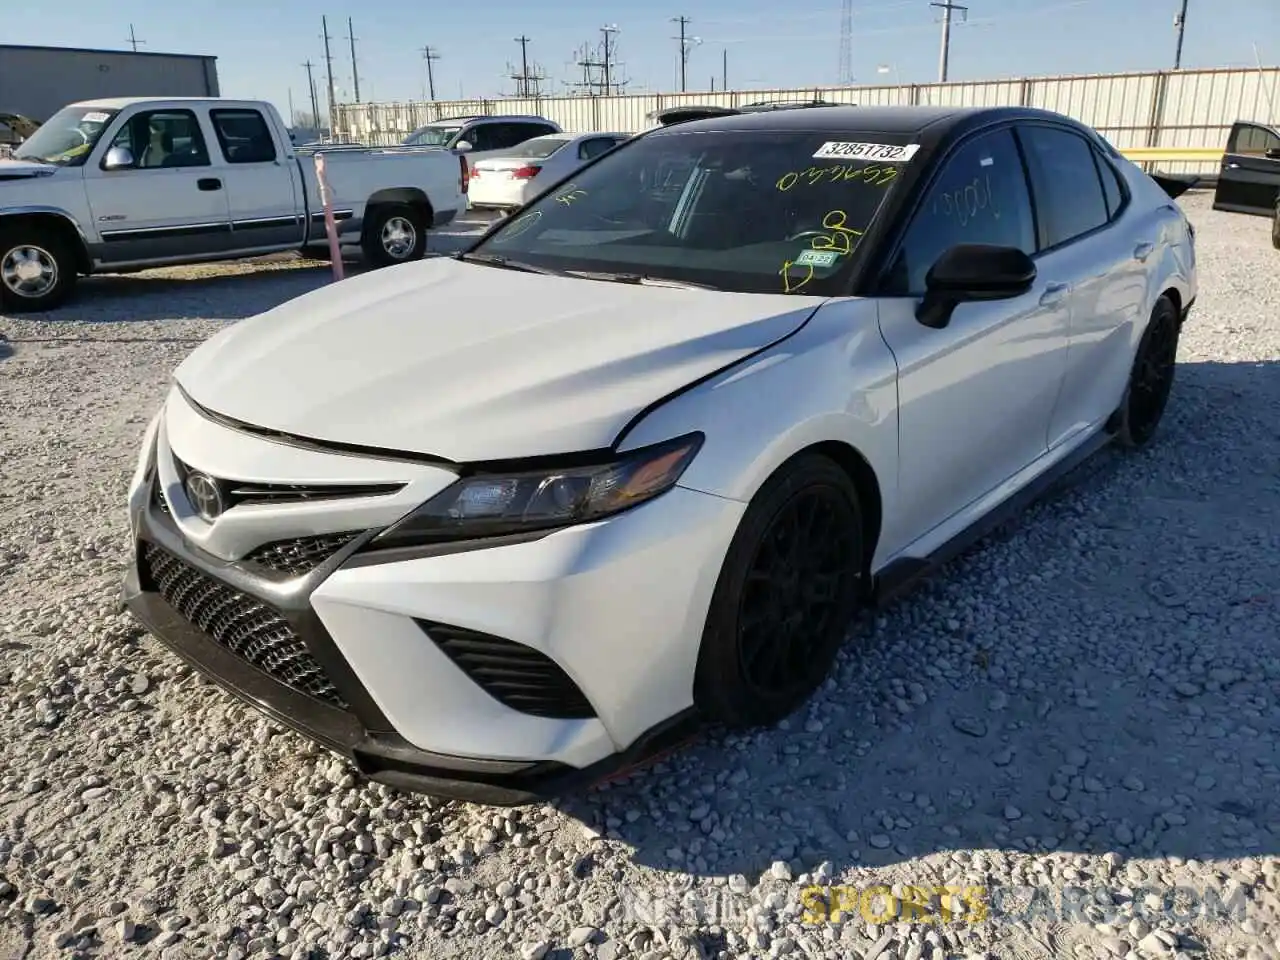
[1,190,1278,960]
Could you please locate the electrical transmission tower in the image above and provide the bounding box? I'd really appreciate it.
[930,0,967,83]
[568,26,627,96]
[838,0,853,85]
[509,36,548,97]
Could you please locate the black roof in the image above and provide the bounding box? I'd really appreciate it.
[650,104,1075,140]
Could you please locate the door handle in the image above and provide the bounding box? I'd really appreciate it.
[1039,282,1070,306]
[1133,241,1154,262]
[197,178,222,191]
[1225,162,1240,169]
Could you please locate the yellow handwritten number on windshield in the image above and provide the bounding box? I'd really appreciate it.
[776,164,898,191]
[810,210,864,256]
[779,260,815,294]
[492,210,542,244]
[556,184,587,205]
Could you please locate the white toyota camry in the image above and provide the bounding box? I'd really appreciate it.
[124,104,1196,805]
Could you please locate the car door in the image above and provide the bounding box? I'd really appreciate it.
[82,107,232,264]
[1016,123,1149,448]
[1213,122,1280,216]
[208,107,306,249]
[875,125,1071,542]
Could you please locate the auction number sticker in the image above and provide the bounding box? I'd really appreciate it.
[812,141,920,162]
[82,111,111,123]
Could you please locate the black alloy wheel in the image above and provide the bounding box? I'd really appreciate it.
[1118,296,1180,449]
[695,454,864,728]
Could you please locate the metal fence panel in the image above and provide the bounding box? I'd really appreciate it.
[335,66,1280,175]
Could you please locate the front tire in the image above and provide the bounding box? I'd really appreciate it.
[694,454,865,728]
[1116,295,1180,449]
[362,204,427,268]
[0,225,78,312]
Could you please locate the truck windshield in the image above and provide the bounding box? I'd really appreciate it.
[466,127,915,296]
[403,125,463,147]
[13,106,119,166]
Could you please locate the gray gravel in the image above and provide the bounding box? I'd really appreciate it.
[1,192,1279,960]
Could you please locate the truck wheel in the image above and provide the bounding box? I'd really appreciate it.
[0,225,78,312]
[362,204,427,268]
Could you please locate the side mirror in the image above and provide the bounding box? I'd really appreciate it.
[454,140,473,153]
[1265,147,1280,160]
[103,146,136,171]
[916,243,1036,329]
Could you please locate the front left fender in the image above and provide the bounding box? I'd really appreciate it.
[617,299,905,570]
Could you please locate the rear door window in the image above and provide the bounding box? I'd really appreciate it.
[1017,124,1110,249]
[210,109,277,164]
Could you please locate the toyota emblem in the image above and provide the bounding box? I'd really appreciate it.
[184,472,225,522]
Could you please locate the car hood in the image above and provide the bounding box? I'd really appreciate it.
[174,257,823,462]
[0,158,59,180]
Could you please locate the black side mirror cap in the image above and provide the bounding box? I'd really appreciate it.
[915,243,1037,329]
[1265,147,1280,160]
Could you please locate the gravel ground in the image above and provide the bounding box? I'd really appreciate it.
[1,191,1278,960]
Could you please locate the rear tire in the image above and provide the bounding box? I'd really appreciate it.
[1271,200,1279,250]
[362,203,427,268]
[694,454,865,728]
[1116,295,1180,449]
[0,224,78,312]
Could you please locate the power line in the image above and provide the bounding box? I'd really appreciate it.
[347,18,361,103]
[420,47,441,100]
[930,0,968,82]
[126,25,145,53]
[321,16,338,133]
[1173,0,1189,70]
[838,0,853,84]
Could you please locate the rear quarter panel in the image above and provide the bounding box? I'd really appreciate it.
[305,149,464,223]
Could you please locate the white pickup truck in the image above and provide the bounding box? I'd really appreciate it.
[0,97,467,311]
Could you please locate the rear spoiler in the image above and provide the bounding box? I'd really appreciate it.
[1150,172,1196,199]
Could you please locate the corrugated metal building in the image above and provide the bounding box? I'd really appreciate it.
[0,44,219,123]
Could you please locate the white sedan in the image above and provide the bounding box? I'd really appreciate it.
[466,132,631,211]
[123,105,1195,805]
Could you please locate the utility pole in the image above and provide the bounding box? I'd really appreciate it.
[347,17,361,102]
[930,1,967,83]
[303,60,321,133]
[515,36,532,96]
[126,25,145,52]
[420,47,440,100]
[839,0,853,84]
[288,88,296,127]
[1173,0,1189,70]
[723,47,728,90]
[672,16,692,92]
[321,16,338,133]
[601,25,619,95]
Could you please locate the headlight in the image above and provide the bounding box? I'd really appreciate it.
[372,433,703,548]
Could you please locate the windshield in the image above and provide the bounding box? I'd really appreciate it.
[501,136,570,159]
[14,106,119,166]
[402,125,463,147]
[468,128,914,295]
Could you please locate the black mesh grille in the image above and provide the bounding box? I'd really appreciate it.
[141,543,348,709]
[420,622,595,719]
[243,533,361,578]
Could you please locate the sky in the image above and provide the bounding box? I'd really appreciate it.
[10,0,1279,124]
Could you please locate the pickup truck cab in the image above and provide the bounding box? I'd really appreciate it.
[0,97,466,311]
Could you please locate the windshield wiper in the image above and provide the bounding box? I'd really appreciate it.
[457,253,569,276]
[564,270,720,291]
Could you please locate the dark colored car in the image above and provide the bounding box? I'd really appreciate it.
[1211,119,1280,248]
